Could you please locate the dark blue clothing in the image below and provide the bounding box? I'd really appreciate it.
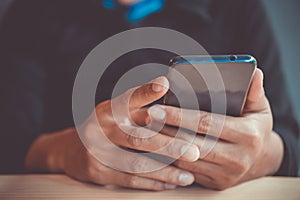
[0,0,298,176]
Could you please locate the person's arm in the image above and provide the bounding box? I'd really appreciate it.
[235,0,299,176]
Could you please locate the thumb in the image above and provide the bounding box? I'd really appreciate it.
[128,76,169,109]
[244,68,268,113]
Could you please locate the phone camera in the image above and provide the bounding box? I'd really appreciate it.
[229,55,237,61]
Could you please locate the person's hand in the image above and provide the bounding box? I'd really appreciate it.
[147,69,284,190]
[61,127,195,191]
[62,76,201,191]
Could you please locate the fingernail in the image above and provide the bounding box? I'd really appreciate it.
[152,77,169,92]
[180,145,200,161]
[179,172,194,186]
[149,107,166,120]
[164,183,177,190]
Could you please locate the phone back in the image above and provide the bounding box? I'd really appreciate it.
[164,55,256,116]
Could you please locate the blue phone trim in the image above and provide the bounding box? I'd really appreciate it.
[170,55,257,66]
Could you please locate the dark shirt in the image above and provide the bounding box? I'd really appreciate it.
[0,0,298,175]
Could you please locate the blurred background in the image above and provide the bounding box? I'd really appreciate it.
[262,0,300,175]
[0,0,299,174]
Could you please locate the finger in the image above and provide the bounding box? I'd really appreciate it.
[131,108,149,126]
[194,173,216,190]
[90,165,172,191]
[137,165,195,186]
[127,76,169,109]
[160,126,239,165]
[105,147,195,186]
[149,105,241,142]
[244,68,269,113]
[174,159,222,176]
[90,149,193,187]
[111,125,200,162]
[160,125,195,141]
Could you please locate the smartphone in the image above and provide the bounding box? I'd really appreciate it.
[163,55,257,117]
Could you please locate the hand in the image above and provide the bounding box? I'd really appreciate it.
[56,77,199,190]
[87,76,199,163]
[147,69,284,190]
[26,77,200,190]
[60,127,194,191]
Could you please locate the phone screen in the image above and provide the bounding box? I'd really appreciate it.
[163,55,256,116]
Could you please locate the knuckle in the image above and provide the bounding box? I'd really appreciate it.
[247,131,262,149]
[170,108,181,125]
[165,140,181,157]
[165,168,180,184]
[127,176,140,187]
[129,127,143,138]
[189,164,201,174]
[207,150,218,162]
[197,112,211,133]
[150,181,164,191]
[166,141,175,156]
[126,128,147,147]
[236,120,263,150]
[131,157,148,173]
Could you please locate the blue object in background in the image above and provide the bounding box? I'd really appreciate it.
[102,0,116,10]
[127,0,164,22]
[102,0,164,23]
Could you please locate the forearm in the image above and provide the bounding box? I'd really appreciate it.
[25,127,77,173]
[261,131,284,175]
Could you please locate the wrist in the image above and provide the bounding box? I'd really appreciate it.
[25,127,77,173]
[241,131,284,182]
[253,131,284,176]
[267,131,284,175]
[51,127,78,173]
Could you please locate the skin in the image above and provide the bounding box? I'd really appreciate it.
[25,0,283,191]
[25,77,199,191]
[118,0,140,5]
[147,69,284,190]
[25,69,284,191]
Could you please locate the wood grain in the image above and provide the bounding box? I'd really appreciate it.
[0,175,299,200]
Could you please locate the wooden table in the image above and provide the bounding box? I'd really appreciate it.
[0,175,299,200]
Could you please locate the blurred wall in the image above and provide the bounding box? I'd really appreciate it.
[263,0,300,122]
[0,0,12,21]
[262,0,300,175]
